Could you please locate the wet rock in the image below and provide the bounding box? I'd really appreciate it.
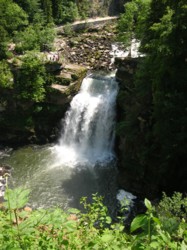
[0,164,12,203]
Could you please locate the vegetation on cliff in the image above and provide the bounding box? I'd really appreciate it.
[0,0,90,145]
[117,0,187,197]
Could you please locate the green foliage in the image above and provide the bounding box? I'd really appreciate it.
[14,23,55,53]
[0,60,13,89]
[63,1,79,23]
[80,194,112,229]
[13,0,42,23]
[117,0,151,45]
[14,26,40,52]
[77,0,91,19]
[51,0,79,24]
[15,52,47,102]
[4,187,30,210]
[130,198,187,249]
[158,192,187,219]
[157,192,187,235]
[0,0,28,34]
[117,0,187,195]
[0,0,28,58]
[63,23,75,36]
[41,0,53,23]
[0,188,187,249]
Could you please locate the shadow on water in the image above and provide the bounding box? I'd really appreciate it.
[60,162,118,214]
[0,145,118,213]
[60,166,98,210]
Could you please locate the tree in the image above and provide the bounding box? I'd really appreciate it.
[16,53,47,102]
[51,0,79,24]
[117,0,151,45]
[41,0,53,23]
[0,0,28,57]
[14,23,55,53]
[13,0,42,22]
[0,0,28,34]
[76,0,91,19]
[52,0,63,22]
[117,0,187,195]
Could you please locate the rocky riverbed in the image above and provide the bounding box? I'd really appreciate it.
[54,23,124,71]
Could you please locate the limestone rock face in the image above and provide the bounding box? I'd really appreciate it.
[47,64,87,105]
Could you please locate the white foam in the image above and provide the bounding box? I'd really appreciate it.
[53,75,118,168]
[117,189,137,208]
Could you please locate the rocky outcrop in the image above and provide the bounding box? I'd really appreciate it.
[115,57,139,85]
[0,62,87,147]
[47,63,87,105]
[115,57,155,199]
[115,56,187,199]
[0,163,12,203]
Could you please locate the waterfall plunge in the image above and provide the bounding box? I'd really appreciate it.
[55,73,118,167]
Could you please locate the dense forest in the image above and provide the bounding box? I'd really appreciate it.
[117,0,187,198]
[0,0,121,58]
[0,0,187,248]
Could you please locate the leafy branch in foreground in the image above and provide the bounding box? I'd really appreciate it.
[0,187,187,249]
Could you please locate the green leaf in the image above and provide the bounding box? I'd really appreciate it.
[62,240,69,246]
[150,241,160,249]
[181,241,187,250]
[106,216,112,224]
[64,220,76,232]
[67,208,80,214]
[4,187,30,209]
[101,234,114,242]
[130,214,147,233]
[152,216,161,225]
[144,198,152,210]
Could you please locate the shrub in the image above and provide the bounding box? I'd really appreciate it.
[0,187,187,249]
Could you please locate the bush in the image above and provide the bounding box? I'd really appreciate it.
[0,60,13,89]
[0,187,187,250]
[15,52,47,102]
[14,24,55,53]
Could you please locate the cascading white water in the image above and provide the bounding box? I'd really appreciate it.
[55,73,118,166]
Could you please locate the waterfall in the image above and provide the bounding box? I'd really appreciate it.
[55,73,118,166]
